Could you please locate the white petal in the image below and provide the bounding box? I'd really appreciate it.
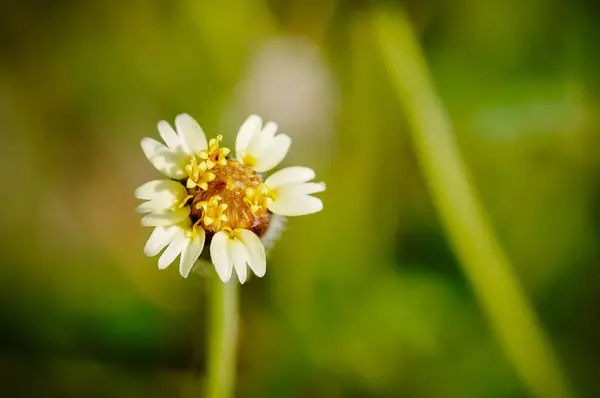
[236,229,266,277]
[141,137,168,159]
[254,134,291,172]
[299,182,327,194]
[268,194,323,216]
[175,113,208,154]
[136,200,172,214]
[179,229,205,278]
[157,120,182,150]
[247,121,278,156]
[278,181,326,196]
[140,137,187,179]
[135,180,187,212]
[236,115,262,155]
[135,180,184,200]
[141,207,191,227]
[158,229,187,269]
[229,239,248,284]
[137,195,187,214]
[210,232,233,282]
[144,226,178,257]
[265,166,316,189]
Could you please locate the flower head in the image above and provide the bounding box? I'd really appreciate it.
[136,114,325,283]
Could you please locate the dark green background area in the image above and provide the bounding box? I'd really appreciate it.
[0,0,597,397]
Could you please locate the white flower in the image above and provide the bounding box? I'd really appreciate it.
[235,114,291,172]
[136,113,324,283]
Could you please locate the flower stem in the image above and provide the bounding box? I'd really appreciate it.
[205,278,238,398]
[372,8,573,398]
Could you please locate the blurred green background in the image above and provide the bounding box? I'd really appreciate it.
[0,0,597,397]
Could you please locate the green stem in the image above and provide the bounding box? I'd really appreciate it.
[205,279,239,398]
[372,8,572,398]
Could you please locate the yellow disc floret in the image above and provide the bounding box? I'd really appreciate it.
[185,156,216,191]
[199,135,231,169]
[184,136,231,190]
[196,195,229,229]
[243,183,274,214]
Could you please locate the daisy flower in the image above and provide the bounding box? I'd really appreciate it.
[135,114,325,283]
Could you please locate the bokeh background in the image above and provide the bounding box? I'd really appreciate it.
[0,0,598,397]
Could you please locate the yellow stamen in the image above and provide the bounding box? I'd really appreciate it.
[197,195,229,229]
[243,183,275,214]
[191,218,203,238]
[209,135,223,151]
[185,153,216,191]
[178,195,194,208]
[196,134,231,170]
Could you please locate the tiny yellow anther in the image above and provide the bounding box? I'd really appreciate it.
[191,218,203,238]
[221,226,232,235]
[178,195,194,208]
